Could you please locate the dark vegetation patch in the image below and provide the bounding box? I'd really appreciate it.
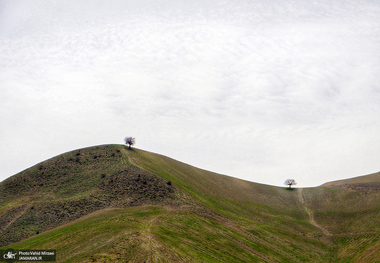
[0,199,105,247]
[98,167,176,206]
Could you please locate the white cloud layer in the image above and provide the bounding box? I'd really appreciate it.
[1,0,379,187]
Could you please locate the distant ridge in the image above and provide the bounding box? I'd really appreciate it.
[321,172,380,192]
[321,172,380,186]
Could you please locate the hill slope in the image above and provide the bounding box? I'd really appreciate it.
[0,145,379,262]
[321,172,380,191]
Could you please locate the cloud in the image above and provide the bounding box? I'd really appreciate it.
[1,0,379,186]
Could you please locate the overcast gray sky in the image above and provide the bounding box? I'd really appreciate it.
[1,0,379,187]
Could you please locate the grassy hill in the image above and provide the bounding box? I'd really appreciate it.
[0,145,379,262]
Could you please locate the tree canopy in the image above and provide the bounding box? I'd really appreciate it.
[124,137,135,149]
[284,179,297,188]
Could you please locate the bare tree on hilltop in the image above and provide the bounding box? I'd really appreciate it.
[284,179,297,189]
[124,137,136,149]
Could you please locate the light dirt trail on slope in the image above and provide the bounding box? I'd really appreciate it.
[1,204,30,232]
[298,188,332,236]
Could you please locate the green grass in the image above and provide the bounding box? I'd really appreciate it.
[2,206,329,262]
[4,206,167,262]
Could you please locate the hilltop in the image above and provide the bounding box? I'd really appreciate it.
[0,145,379,262]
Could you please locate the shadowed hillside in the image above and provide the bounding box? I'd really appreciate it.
[0,145,379,262]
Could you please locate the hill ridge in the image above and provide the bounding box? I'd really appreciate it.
[321,172,380,186]
[0,144,379,262]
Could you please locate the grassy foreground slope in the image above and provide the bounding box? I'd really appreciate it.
[1,145,379,262]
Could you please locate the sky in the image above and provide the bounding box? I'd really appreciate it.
[0,0,379,187]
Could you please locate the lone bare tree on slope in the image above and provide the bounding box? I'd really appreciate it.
[124,137,135,149]
[284,179,297,189]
